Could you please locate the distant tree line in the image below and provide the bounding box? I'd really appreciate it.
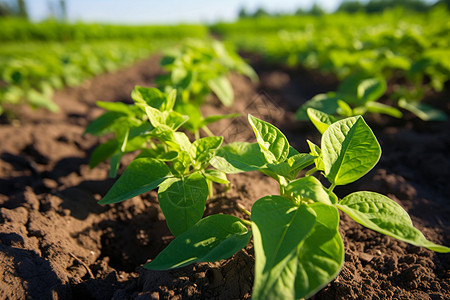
[0,0,67,20]
[238,0,449,19]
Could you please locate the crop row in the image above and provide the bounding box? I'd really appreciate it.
[85,39,449,300]
[213,7,450,120]
[0,20,208,115]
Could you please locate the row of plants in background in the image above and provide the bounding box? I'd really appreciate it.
[0,20,208,116]
[85,39,257,176]
[0,18,208,42]
[297,72,447,122]
[213,7,449,121]
[87,40,449,299]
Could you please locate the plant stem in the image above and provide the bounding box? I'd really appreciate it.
[305,167,318,176]
[237,203,251,216]
[202,125,215,137]
[328,183,336,192]
[240,219,252,227]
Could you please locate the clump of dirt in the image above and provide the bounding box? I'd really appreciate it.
[0,55,449,299]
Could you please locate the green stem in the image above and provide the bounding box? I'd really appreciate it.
[240,219,252,227]
[202,125,214,137]
[237,203,251,216]
[195,130,200,140]
[305,167,318,176]
[328,183,336,192]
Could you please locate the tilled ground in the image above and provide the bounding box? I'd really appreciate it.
[0,54,449,299]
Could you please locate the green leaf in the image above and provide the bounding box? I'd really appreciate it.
[89,139,119,168]
[251,196,316,300]
[337,100,354,117]
[398,99,447,121]
[337,192,450,253]
[191,136,223,165]
[307,108,336,134]
[99,158,171,205]
[357,77,386,104]
[208,75,234,107]
[307,140,324,171]
[295,203,344,299]
[145,214,251,270]
[322,116,381,185]
[108,152,123,178]
[138,148,178,161]
[84,111,125,136]
[285,176,334,205]
[296,94,340,120]
[96,101,133,115]
[210,142,266,174]
[248,114,289,164]
[203,169,229,184]
[158,172,209,236]
[131,86,166,109]
[287,153,318,178]
[366,102,403,118]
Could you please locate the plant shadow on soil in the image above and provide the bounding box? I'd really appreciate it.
[0,55,449,299]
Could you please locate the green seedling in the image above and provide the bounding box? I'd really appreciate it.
[156,39,257,133]
[297,73,403,121]
[145,114,449,299]
[92,85,235,236]
[85,85,238,177]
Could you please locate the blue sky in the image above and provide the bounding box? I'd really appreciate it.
[27,0,350,24]
[26,0,438,24]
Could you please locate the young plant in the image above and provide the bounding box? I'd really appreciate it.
[144,114,449,299]
[92,85,235,236]
[296,73,403,121]
[156,39,257,134]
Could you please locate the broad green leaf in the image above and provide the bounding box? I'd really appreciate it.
[295,203,344,299]
[99,158,171,205]
[287,153,318,178]
[285,176,334,205]
[210,142,266,173]
[203,169,229,184]
[337,192,450,253]
[322,116,381,185]
[366,102,402,118]
[158,173,209,236]
[174,102,203,132]
[89,139,119,168]
[84,111,125,136]
[248,114,289,164]
[357,77,386,104]
[131,86,166,109]
[191,136,223,165]
[398,99,447,121]
[337,100,353,117]
[96,101,133,115]
[138,148,178,161]
[251,196,316,300]
[145,214,251,270]
[307,108,336,134]
[170,151,192,176]
[296,94,340,120]
[208,75,234,107]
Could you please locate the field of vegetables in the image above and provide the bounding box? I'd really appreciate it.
[0,6,449,300]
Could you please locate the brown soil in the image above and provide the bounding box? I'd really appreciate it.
[0,55,449,299]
